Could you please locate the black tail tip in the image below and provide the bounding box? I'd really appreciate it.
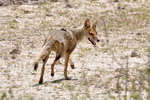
[34,63,38,71]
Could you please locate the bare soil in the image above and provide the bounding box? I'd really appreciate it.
[0,0,150,99]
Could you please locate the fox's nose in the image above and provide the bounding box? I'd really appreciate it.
[97,39,100,42]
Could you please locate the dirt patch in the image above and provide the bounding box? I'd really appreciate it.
[0,0,150,99]
[0,0,28,6]
[0,0,68,6]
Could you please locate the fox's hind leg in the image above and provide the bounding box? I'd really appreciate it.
[51,55,61,77]
[39,54,49,84]
[69,59,75,69]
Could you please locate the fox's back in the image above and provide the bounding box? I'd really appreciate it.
[45,29,77,55]
[48,29,68,42]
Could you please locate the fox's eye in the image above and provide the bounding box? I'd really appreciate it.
[90,33,93,35]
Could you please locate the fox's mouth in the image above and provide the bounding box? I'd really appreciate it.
[88,38,96,45]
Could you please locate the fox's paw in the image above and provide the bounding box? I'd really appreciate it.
[34,63,38,71]
[39,80,43,84]
[51,73,54,77]
[71,65,75,69]
[65,77,71,80]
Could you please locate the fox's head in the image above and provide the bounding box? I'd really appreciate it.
[84,19,99,45]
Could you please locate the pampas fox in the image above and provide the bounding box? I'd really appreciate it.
[34,19,99,84]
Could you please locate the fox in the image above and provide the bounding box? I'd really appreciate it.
[34,19,99,84]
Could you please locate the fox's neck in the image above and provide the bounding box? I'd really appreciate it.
[71,26,85,42]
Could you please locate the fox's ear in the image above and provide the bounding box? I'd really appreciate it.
[92,20,98,29]
[84,19,90,29]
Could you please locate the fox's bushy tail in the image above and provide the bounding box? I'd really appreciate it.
[34,41,54,70]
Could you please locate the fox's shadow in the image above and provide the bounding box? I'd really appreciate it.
[32,77,78,87]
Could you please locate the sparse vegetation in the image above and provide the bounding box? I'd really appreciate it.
[0,0,149,99]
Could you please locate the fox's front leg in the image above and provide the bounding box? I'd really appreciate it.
[69,59,75,69]
[64,53,70,80]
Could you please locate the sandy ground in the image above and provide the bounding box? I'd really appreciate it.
[0,0,150,99]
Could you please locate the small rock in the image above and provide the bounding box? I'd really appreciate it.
[23,10,31,14]
[114,0,119,2]
[10,49,21,54]
[136,33,141,35]
[131,51,140,57]
[66,4,72,8]
[118,6,125,10]
[11,55,16,59]
[50,0,69,3]
[50,0,58,2]
[131,32,134,34]
[108,0,119,2]
[0,37,4,41]
[46,13,53,17]
[15,16,21,18]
